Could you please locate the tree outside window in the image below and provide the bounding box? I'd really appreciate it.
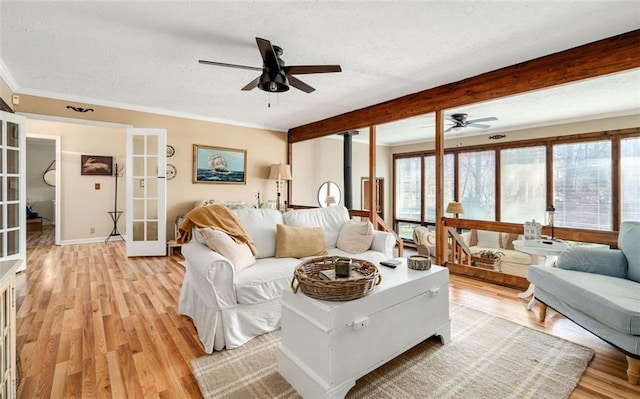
[459,151,495,221]
[501,146,546,223]
[554,141,611,230]
[621,137,640,222]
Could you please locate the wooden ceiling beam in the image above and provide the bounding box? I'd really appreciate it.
[288,29,640,143]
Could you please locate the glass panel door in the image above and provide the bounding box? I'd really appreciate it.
[125,128,166,256]
[0,111,25,269]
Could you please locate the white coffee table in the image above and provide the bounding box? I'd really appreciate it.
[277,260,450,399]
[514,239,569,309]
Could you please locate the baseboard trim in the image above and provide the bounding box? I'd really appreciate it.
[60,236,124,245]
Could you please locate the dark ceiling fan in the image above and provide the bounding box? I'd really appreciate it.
[445,113,498,132]
[199,37,342,93]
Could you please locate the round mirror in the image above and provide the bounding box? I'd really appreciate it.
[43,169,56,186]
[317,181,341,207]
[43,160,56,187]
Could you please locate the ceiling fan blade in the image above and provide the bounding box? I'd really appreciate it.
[199,60,262,72]
[288,75,315,93]
[284,65,342,75]
[467,116,498,124]
[468,123,491,129]
[444,126,454,133]
[255,37,281,71]
[241,76,260,91]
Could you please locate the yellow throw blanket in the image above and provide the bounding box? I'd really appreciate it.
[177,205,257,255]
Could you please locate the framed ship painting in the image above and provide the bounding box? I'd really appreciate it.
[193,144,247,184]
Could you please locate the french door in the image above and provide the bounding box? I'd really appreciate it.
[0,111,26,271]
[125,128,166,257]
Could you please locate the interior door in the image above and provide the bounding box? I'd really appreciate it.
[0,111,26,271]
[125,128,166,257]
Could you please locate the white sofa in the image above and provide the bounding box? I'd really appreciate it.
[467,230,539,277]
[178,206,395,353]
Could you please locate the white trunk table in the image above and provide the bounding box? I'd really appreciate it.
[278,261,450,399]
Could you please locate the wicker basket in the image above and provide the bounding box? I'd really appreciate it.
[291,256,381,301]
[471,255,502,272]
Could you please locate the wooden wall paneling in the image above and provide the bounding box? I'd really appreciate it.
[611,135,621,230]
[444,218,618,247]
[287,141,293,209]
[420,155,426,223]
[546,141,554,210]
[495,149,501,221]
[446,262,529,290]
[368,126,376,223]
[435,110,445,266]
[288,30,640,143]
[392,155,397,231]
[453,152,459,201]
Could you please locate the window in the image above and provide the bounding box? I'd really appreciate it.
[459,151,495,220]
[395,157,421,220]
[501,146,546,223]
[424,154,454,222]
[621,137,640,222]
[554,141,611,230]
[397,221,422,241]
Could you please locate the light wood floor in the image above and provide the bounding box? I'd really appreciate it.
[16,227,639,398]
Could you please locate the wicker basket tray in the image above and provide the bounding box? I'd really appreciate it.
[291,256,381,301]
[471,255,502,272]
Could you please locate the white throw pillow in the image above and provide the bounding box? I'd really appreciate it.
[336,220,374,254]
[476,230,501,249]
[197,227,256,271]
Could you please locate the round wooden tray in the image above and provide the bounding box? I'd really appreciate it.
[291,256,381,301]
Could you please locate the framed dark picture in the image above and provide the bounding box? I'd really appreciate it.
[81,155,113,176]
[193,144,246,184]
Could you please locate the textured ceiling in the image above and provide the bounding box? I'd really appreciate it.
[1,1,639,142]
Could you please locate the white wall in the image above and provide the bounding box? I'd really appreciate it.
[26,120,125,242]
[292,135,392,224]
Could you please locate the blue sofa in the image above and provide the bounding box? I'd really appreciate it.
[527,221,640,385]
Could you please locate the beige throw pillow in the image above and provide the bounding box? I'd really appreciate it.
[275,224,328,258]
[197,227,256,271]
[336,220,374,254]
[476,230,501,248]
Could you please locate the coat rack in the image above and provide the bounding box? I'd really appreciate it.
[105,163,125,243]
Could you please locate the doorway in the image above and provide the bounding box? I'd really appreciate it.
[26,134,60,245]
[362,177,384,219]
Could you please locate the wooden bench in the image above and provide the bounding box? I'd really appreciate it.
[27,217,43,232]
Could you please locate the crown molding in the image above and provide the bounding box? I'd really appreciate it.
[0,58,18,91]
[16,86,287,132]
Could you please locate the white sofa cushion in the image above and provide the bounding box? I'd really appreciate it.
[283,206,350,249]
[234,208,283,259]
[337,220,374,254]
[476,230,501,248]
[234,257,301,305]
[197,227,256,271]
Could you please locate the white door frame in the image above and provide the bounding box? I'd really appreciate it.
[26,133,61,245]
[0,110,26,271]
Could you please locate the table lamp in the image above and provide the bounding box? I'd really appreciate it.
[546,204,556,239]
[269,163,292,211]
[446,201,464,218]
[325,195,336,207]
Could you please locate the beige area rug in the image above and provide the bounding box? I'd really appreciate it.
[190,305,594,399]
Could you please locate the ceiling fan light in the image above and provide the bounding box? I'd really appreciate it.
[258,71,289,93]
